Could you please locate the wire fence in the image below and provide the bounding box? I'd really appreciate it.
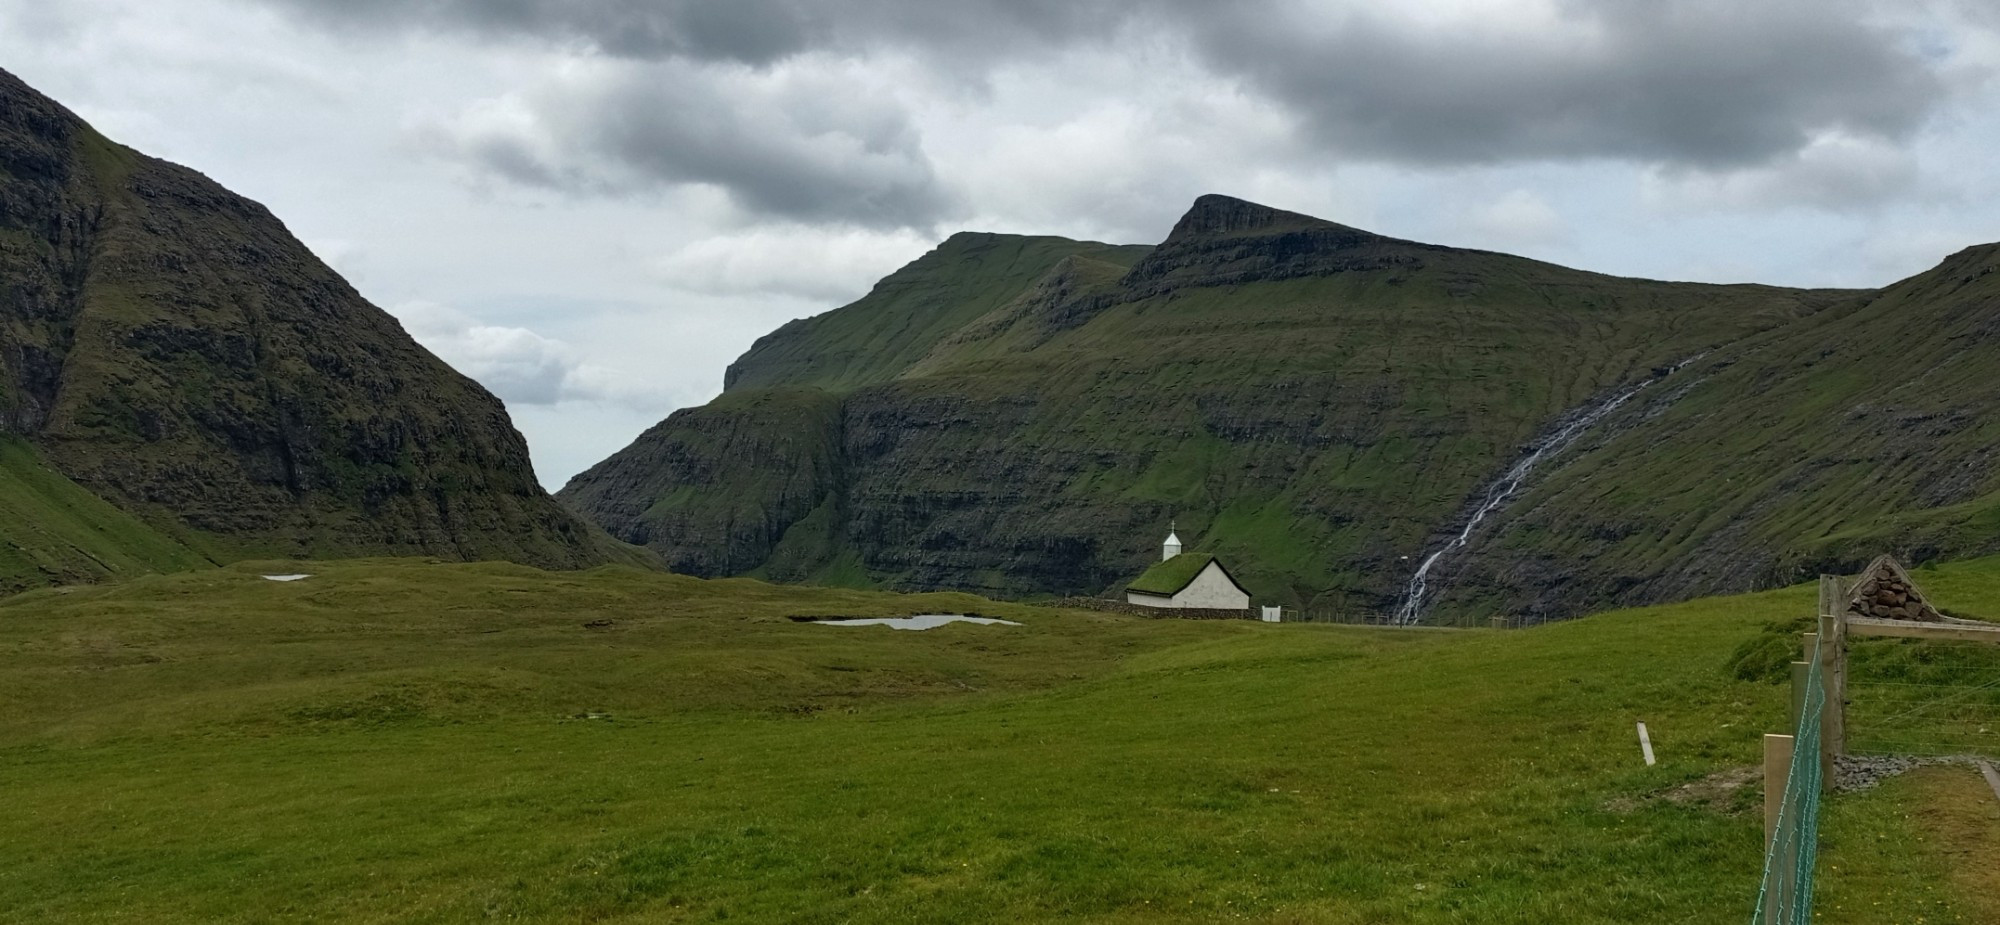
[1844,636,2000,759]
[1290,608,1515,629]
[1752,639,1824,925]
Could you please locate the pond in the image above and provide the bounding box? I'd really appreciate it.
[813,614,1021,631]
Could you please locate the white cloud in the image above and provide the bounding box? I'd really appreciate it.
[1640,131,1924,213]
[651,225,934,302]
[1459,189,1568,249]
[390,301,670,412]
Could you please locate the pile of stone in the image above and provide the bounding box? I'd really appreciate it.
[1844,556,1943,622]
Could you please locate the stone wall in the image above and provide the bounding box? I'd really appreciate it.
[1044,597,1253,620]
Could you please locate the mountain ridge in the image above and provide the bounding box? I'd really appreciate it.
[561,192,1949,620]
[0,67,650,591]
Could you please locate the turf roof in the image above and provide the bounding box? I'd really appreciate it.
[1126,553,1220,596]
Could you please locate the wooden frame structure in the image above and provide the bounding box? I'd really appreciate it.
[1799,566,2000,790]
[1757,560,2000,922]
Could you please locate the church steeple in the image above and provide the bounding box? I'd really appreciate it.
[1162,520,1182,561]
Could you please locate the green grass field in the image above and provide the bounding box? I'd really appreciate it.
[2,557,1996,922]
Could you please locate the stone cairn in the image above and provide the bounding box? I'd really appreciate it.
[1843,555,1943,623]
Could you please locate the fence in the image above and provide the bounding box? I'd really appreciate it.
[1289,608,1513,628]
[1844,635,2000,759]
[1752,635,1825,924]
[1748,568,2000,923]
[1043,597,1255,620]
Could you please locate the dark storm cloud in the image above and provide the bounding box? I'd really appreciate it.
[259,0,1147,66]
[266,0,1959,214]
[429,62,955,228]
[1181,1,1945,168]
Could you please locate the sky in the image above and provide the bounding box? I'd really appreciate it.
[5,0,2000,489]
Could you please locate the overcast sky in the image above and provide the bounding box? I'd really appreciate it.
[6,0,2000,488]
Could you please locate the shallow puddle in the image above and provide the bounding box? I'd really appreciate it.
[814,614,1021,631]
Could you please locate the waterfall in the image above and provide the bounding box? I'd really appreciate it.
[1390,357,1701,625]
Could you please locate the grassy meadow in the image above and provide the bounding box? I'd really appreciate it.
[2,557,1998,922]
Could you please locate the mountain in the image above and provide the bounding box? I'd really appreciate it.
[1442,241,2000,616]
[563,193,1991,620]
[0,67,646,591]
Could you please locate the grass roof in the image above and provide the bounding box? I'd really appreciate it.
[1126,553,1218,596]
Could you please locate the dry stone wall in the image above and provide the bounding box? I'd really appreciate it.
[1045,597,1252,620]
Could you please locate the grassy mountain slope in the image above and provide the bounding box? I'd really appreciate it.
[724,232,1155,392]
[563,233,1159,583]
[565,195,1857,612]
[1441,243,2000,617]
[0,436,209,593]
[2,557,1997,921]
[0,67,646,586]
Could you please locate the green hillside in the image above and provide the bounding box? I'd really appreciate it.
[725,232,1155,393]
[0,436,209,593]
[1,557,1996,921]
[1453,242,2000,615]
[563,194,1891,616]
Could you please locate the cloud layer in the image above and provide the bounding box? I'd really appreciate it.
[257,0,1983,233]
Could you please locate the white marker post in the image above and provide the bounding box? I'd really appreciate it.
[1637,722,1656,766]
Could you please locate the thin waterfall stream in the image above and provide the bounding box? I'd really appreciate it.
[1391,357,1701,625]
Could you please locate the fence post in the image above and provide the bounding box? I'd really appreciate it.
[1762,733,1794,847]
[1817,612,1845,787]
[1762,732,1796,923]
[1793,633,1816,726]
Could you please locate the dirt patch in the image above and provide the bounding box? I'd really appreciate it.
[1605,764,1760,815]
[1908,766,2000,922]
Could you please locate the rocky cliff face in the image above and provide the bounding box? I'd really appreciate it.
[559,389,844,578]
[568,193,1954,619]
[0,68,642,575]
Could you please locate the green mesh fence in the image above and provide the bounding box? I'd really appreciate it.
[1751,641,1824,924]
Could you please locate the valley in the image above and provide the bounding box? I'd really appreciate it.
[1,56,1996,925]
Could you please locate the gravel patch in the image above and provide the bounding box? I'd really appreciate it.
[1836,753,1987,793]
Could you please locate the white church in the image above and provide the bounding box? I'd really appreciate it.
[1123,523,1252,611]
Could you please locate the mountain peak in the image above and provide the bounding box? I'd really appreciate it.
[1122,194,1417,293]
[1166,194,1350,240]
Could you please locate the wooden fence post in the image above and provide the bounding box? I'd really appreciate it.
[1819,616,1844,787]
[1763,732,1797,922]
[1792,632,1817,734]
[1763,733,1795,846]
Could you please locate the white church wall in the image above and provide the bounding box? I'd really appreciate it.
[1174,562,1250,609]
